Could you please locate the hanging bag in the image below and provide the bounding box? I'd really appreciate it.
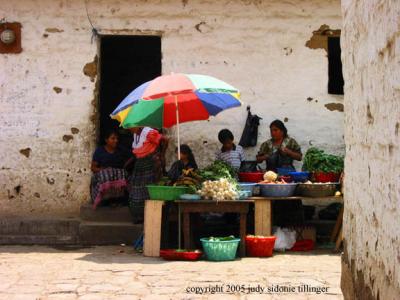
[239,106,262,147]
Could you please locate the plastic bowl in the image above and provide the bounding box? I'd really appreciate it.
[238,190,252,200]
[179,194,201,201]
[160,249,203,261]
[296,183,339,197]
[238,182,257,195]
[288,171,310,182]
[245,236,276,257]
[200,237,241,261]
[239,172,264,183]
[259,183,298,197]
[276,168,294,176]
[312,172,341,183]
[146,185,190,201]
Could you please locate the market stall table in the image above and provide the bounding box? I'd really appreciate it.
[176,200,251,257]
[249,196,343,236]
[143,196,343,257]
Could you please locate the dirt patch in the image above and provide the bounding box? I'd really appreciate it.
[195,21,213,33]
[83,56,98,82]
[71,127,80,134]
[367,104,374,124]
[53,87,62,94]
[45,28,64,33]
[325,103,344,112]
[19,148,31,158]
[63,135,74,142]
[306,25,341,52]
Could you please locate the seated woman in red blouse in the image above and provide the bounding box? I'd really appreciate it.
[90,130,130,208]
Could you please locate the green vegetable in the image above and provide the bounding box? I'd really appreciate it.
[302,147,344,173]
[208,235,236,242]
[198,160,238,187]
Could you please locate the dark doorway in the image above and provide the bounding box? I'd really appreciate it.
[328,36,344,95]
[99,35,162,148]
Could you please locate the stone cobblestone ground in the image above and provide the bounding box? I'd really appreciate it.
[0,246,342,300]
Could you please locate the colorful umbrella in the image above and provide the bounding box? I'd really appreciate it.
[110,73,241,158]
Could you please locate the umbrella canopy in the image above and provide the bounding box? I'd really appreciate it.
[110,73,241,128]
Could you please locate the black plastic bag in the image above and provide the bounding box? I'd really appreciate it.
[239,106,262,147]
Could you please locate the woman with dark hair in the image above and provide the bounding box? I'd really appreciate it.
[167,144,198,181]
[127,127,169,223]
[90,130,130,208]
[256,120,302,171]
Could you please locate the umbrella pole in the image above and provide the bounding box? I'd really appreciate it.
[175,95,181,160]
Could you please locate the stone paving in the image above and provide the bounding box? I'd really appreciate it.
[0,246,343,300]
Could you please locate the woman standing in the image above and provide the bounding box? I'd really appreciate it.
[256,120,302,172]
[127,127,168,223]
[91,130,129,208]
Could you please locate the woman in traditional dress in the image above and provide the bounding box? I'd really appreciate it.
[91,130,129,208]
[127,127,168,223]
[256,119,302,172]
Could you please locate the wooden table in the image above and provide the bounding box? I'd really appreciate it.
[176,200,251,257]
[249,196,302,236]
[143,196,344,257]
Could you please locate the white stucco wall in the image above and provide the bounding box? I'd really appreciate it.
[341,0,400,299]
[0,0,343,216]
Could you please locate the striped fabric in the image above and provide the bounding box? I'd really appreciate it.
[215,145,245,170]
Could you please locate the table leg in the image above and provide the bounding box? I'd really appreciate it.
[143,200,164,257]
[183,212,190,250]
[178,205,181,249]
[254,199,272,236]
[239,213,247,257]
[330,206,344,243]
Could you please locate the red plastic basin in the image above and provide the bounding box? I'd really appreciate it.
[313,172,340,183]
[289,239,315,251]
[245,236,276,257]
[239,172,264,183]
[160,249,202,261]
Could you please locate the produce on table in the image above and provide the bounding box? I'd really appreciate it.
[302,147,344,173]
[173,168,202,193]
[198,160,237,181]
[259,170,289,184]
[208,235,236,242]
[263,171,278,182]
[156,168,202,194]
[198,178,239,201]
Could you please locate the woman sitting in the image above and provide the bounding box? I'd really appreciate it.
[256,120,302,172]
[91,130,130,208]
[215,129,245,170]
[167,144,198,182]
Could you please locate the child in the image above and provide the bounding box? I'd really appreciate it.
[216,129,245,170]
[167,144,198,181]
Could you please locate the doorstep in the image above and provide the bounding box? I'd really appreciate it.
[0,204,142,245]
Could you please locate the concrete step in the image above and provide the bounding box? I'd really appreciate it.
[80,203,132,222]
[78,221,142,245]
[0,235,77,245]
[0,217,80,236]
[0,217,80,245]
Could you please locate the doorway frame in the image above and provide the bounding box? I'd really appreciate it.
[93,30,164,146]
